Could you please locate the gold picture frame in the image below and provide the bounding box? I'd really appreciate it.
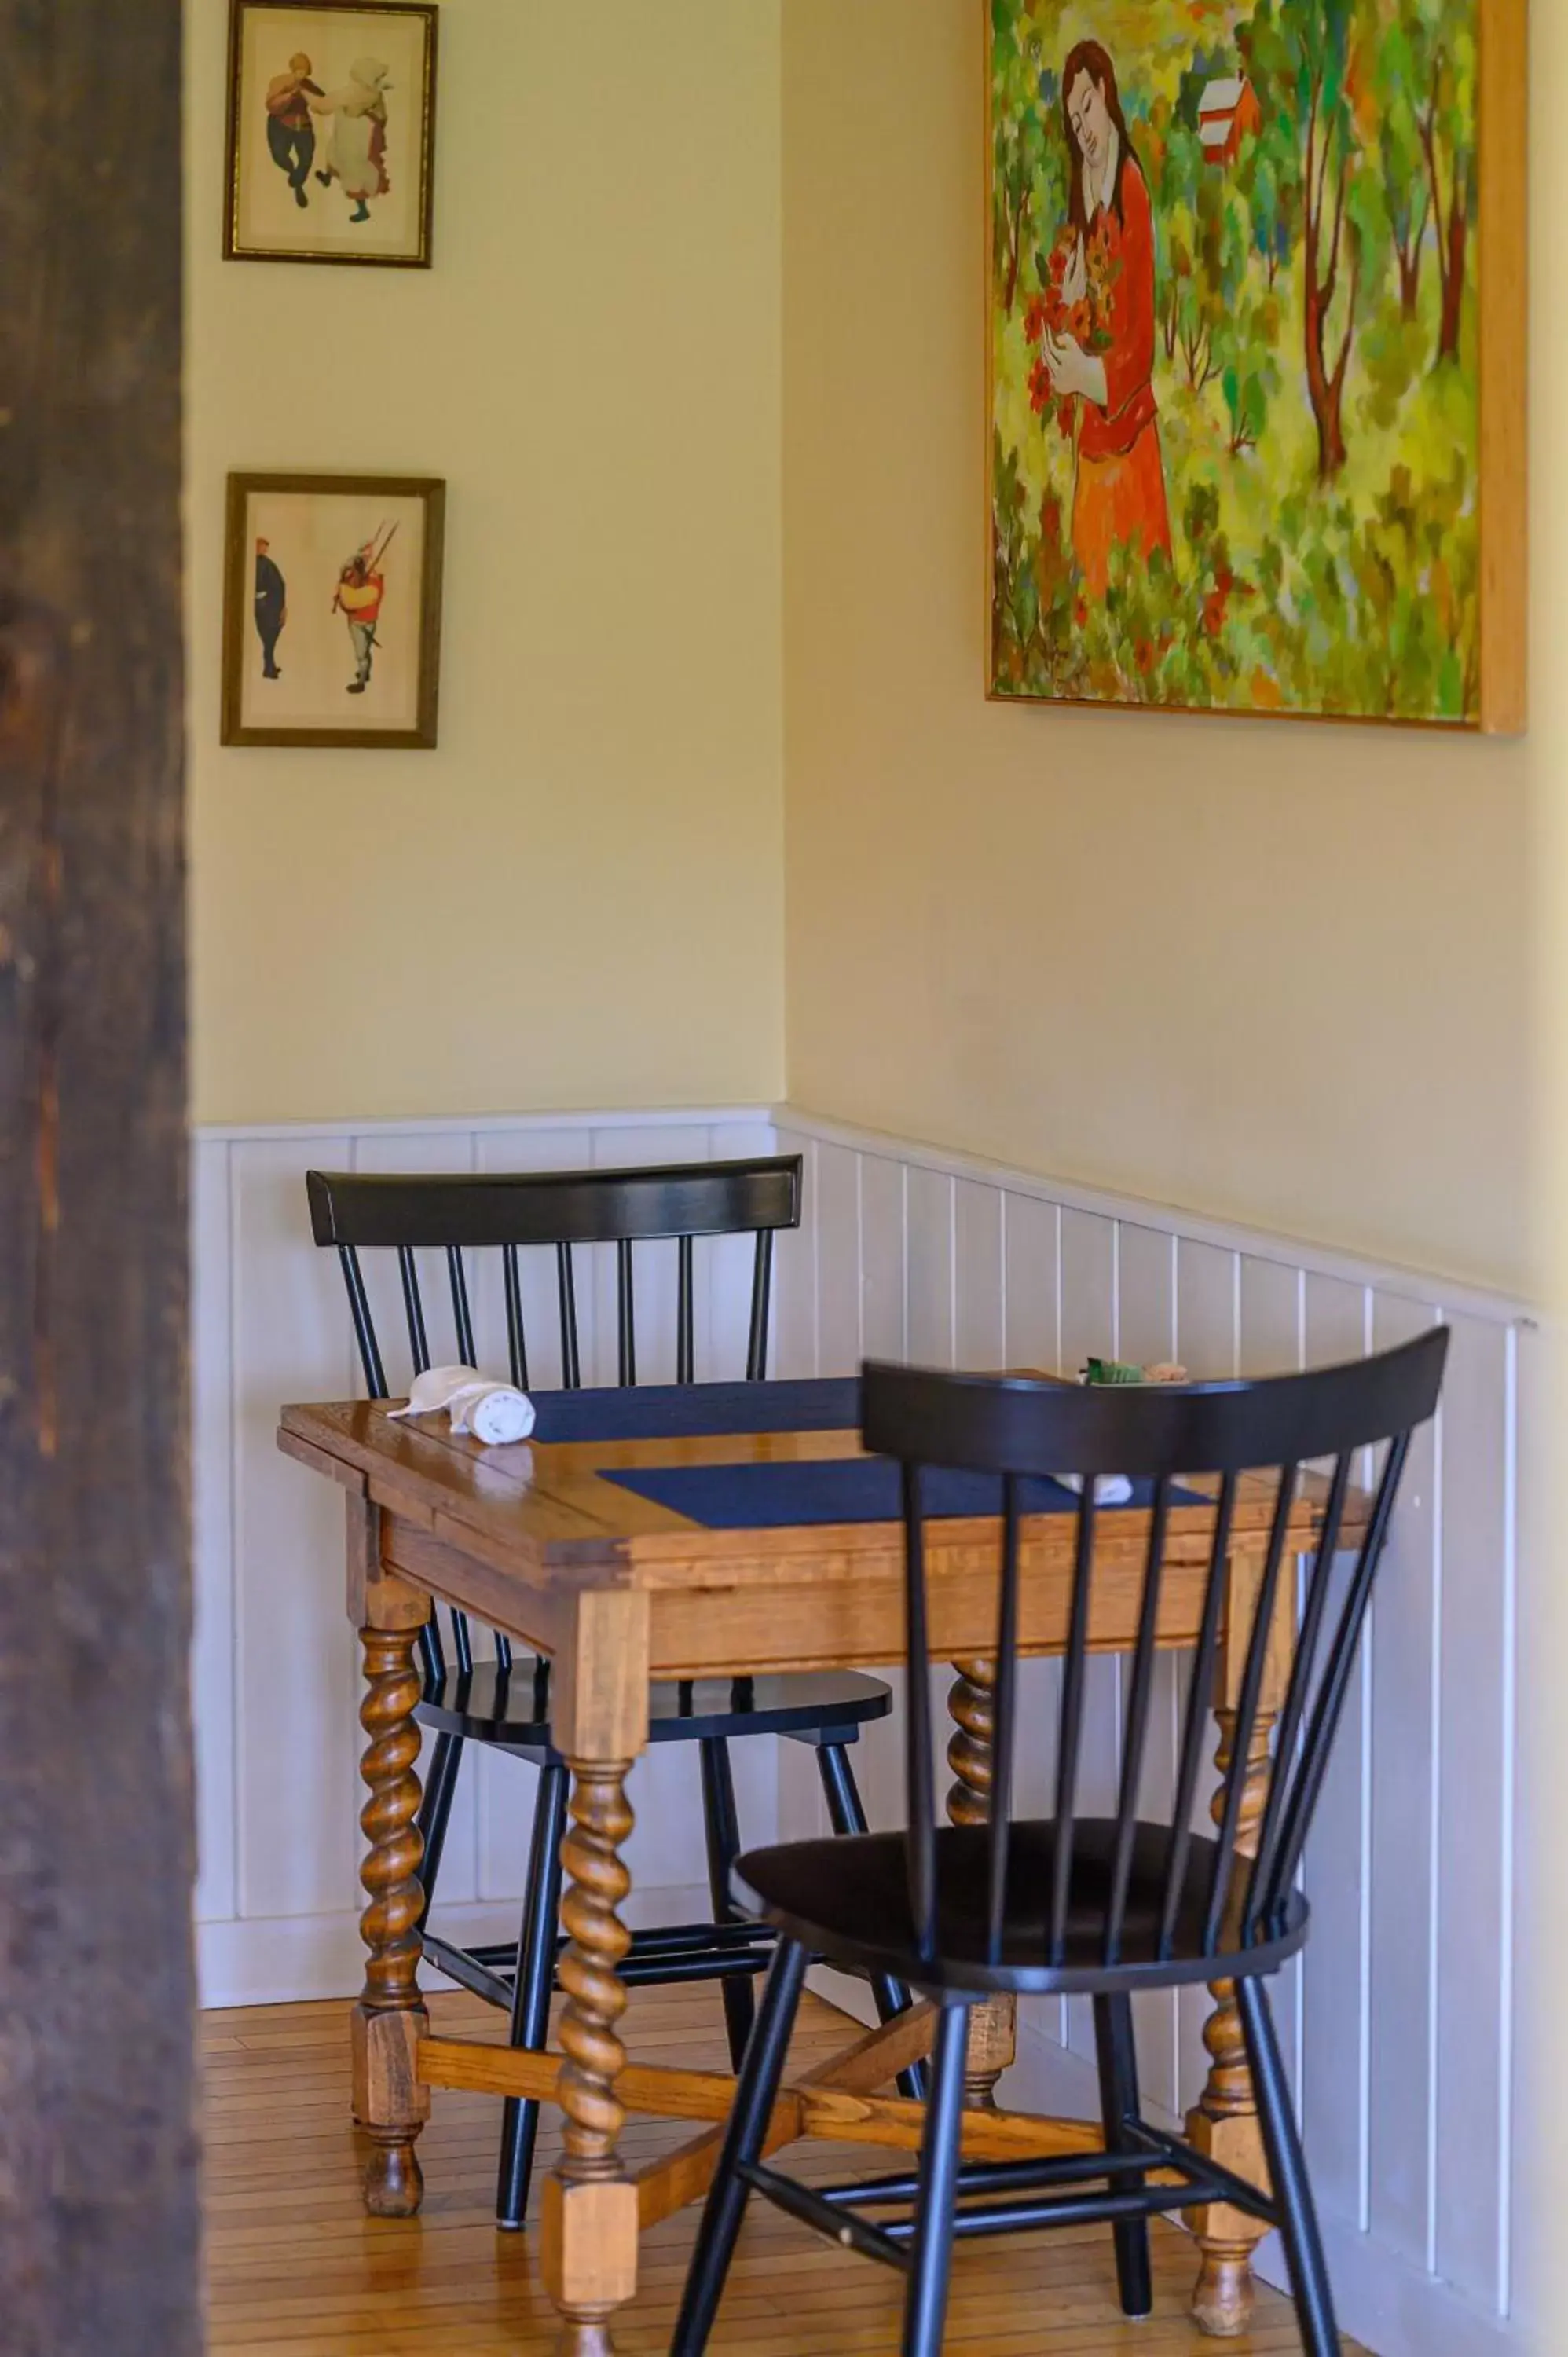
[222,473,447,748]
[225,0,438,269]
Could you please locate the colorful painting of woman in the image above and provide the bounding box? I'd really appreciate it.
[987,0,1522,727]
[1039,41,1171,600]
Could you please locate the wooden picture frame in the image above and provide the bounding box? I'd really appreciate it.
[225,0,438,269]
[984,0,1527,734]
[222,472,446,748]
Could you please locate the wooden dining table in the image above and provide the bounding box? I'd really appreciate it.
[279,1374,1340,2355]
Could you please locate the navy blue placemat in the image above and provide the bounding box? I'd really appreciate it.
[602,1458,1185,1530]
[529,1376,861,1446]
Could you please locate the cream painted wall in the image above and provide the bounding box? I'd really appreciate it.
[781,0,1538,1299]
[188,0,784,1126]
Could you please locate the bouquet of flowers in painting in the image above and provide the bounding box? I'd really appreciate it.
[1026,223,1119,436]
[987,0,1506,726]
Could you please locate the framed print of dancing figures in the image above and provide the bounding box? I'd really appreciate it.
[225,1,438,267]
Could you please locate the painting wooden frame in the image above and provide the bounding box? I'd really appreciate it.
[222,472,446,748]
[984,0,1527,734]
[225,0,438,268]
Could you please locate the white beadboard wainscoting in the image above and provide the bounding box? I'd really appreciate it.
[191,1107,782,2010]
[192,1099,1533,2357]
[768,1109,1533,2357]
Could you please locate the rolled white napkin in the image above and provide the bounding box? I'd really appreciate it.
[387,1363,537,1446]
[1059,1473,1135,1507]
[451,1381,535,1446]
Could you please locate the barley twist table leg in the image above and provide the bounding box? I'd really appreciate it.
[947,1659,1016,2109]
[544,1760,636,2356]
[1186,1706,1277,2336]
[354,1622,430,2218]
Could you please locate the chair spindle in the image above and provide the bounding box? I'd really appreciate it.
[556,1244,581,1390]
[1048,1486,1098,1967]
[1257,1435,1411,1925]
[1105,1475,1171,1966]
[747,1230,775,1383]
[448,1245,477,1367]
[339,1246,388,1399]
[398,1247,431,1375]
[503,1246,530,1391]
[1246,1452,1352,1926]
[985,1476,1023,1967]
[902,1464,938,1966]
[1201,1464,1299,1952]
[678,1235,696,1385]
[617,1239,637,1385]
[1159,1472,1238,1962]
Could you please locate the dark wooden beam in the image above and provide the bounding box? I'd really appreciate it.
[0,0,196,2348]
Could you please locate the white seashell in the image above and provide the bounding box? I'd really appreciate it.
[387,1365,486,1419]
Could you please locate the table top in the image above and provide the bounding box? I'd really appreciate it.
[279,1378,1349,1680]
[280,1376,1327,1567]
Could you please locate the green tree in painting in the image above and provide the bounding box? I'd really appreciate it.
[1222,295,1281,457]
[1241,0,1385,481]
[1153,112,1198,366]
[1156,115,1252,395]
[1373,0,1475,361]
[1377,21,1434,321]
[1234,86,1299,292]
[991,5,1053,311]
[1412,0,1477,364]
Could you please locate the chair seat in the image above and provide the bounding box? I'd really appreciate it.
[416,1660,892,1750]
[732,1820,1310,1998]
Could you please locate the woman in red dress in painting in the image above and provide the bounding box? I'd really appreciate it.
[1039,42,1172,600]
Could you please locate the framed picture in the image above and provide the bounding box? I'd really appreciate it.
[985,0,1527,731]
[225,1,438,267]
[222,473,446,747]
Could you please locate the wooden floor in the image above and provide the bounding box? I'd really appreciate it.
[203,1983,1357,2355]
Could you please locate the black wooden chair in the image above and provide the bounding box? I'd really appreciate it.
[307,1154,910,2232]
[672,1329,1449,2357]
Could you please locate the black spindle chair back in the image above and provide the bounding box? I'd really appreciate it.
[860,1329,1449,1983]
[312,1153,918,2242]
[671,1334,1449,2357]
[310,1157,797,1688]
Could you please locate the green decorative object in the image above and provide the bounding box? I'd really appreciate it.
[1082,1358,1147,1386]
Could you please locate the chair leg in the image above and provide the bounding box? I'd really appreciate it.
[670,1937,809,2357]
[1236,1975,1340,2357]
[494,1762,569,2231]
[415,1731,463,1932]
[1093,1993,1153,2319]
[901,2000,970,2357]
[698,1736,757,2073]
[815,1742,926,2102]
